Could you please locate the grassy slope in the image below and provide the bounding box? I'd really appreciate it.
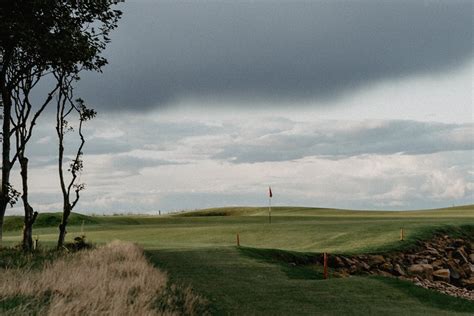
[147,247,474,315]
[177,205,474,217]
[3,205,474,315]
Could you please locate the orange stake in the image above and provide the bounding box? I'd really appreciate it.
[237,233,240,247]
[323,252,328,279]
[400,228,404,241]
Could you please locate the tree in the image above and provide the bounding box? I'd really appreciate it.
[55,73,96,249]
[11,64,61,250]
[0,0,121,246]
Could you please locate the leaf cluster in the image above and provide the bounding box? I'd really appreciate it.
[0,0,122,75]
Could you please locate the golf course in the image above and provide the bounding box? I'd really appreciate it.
[2,205,474,315]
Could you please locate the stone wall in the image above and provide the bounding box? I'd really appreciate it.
[325,235,473,300]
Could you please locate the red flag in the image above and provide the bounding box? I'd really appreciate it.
[269,186,273,198]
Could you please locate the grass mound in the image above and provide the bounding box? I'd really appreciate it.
[176,207,267,217]
[363,224,474,254]
[176,204,474,217]
[3,213,99,232]
[239,224,474,263]
[0,241,208,315]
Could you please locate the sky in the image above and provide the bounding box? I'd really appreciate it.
[6,0,474,214]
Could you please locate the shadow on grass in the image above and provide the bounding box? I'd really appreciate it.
[239,246,324,280]
[238,227,474,314]
[0,295,49,315]
[374,276,474,314]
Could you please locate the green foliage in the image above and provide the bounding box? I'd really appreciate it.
[64,235,92,251]
[0,0,122,73]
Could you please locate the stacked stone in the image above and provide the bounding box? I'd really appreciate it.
[325,235,473,300]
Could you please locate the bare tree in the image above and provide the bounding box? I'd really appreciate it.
[0,0,121,246]
[11,64,60,250]
[55,73,96,249]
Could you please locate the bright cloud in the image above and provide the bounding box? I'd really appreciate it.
[9,111,473,214]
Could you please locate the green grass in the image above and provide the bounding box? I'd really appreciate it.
[2,205,474,314]
[5,206,472,253]
[147,247,474,315]
[3,212,100,232]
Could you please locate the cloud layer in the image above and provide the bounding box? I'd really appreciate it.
[9,113,473,214]
[77,1,473,111]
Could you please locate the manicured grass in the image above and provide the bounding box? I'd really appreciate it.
[147,247,474,315]
[2,205,474,314]
[3,206,474,253]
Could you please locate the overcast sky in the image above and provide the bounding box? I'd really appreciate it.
[7,0,474,213]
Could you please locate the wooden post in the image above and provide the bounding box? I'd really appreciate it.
[400,228,404,241]
[268,186,272,224]
[269,197,272,224]
[81,220,85,236]
[34,236,39,250]
[237,233,240,247]
[323,252,328,279]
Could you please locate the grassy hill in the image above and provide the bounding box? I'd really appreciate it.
[3,212,99,232]
[2,205,474,315]
[178,204,474,217]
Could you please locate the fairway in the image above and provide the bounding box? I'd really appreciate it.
[4,206,474,252]
[3,205,474,315]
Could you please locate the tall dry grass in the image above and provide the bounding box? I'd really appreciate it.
[0,241,207,315]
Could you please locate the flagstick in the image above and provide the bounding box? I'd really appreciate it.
[269,196,272,224]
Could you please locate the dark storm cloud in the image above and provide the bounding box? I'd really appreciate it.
[77,0,473,111]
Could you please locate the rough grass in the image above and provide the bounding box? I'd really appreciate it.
[0,247,60,270]
[0,241,208,315]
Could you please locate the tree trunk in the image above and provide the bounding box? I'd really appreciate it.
[0,83,12,247]
[19,156,37,251]
[0,216,3,247]
[22,204,37,251]
[57,205,71,249]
